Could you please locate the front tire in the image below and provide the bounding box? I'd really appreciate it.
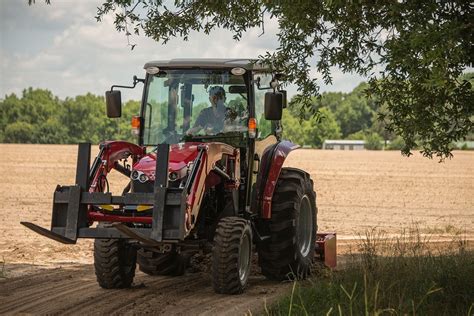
[212,217,252,294]
[258,167,317,280]
[94,238,137,289]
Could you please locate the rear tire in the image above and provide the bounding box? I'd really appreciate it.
[94,238,137,289]
[258,167,317,280]
[212,217,252,294]
[137,248,188,276]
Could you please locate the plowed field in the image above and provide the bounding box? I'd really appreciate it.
[0,144,473,314]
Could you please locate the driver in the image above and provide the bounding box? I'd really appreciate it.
[186,86,228,135]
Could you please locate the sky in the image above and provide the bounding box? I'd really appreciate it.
[0,0,367,101]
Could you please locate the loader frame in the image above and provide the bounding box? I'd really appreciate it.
[23,142,186,243]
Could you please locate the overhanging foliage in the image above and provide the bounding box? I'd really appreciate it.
[94,0,473,159]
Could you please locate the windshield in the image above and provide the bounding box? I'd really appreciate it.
[143,69,248,145]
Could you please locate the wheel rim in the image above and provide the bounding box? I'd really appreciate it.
[238,232,251,284]
[297,195,313,257]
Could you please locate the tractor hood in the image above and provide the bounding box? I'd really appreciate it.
[132,142,202,181]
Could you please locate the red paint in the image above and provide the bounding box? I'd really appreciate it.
[89,211,152,224]
[88,141,145,224]
[186,152,206,210]
[132,142,201,180]
[261,140,299,219]
[315,232,337,268]
[87,141,238,229]
[89,141,145,194]
[205,171,222,188]
[183,143,236,229]
[101,141,144,172]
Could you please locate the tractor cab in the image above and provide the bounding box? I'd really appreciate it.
[107,59,284,145]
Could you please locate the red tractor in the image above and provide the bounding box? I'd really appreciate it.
[22,59,336,294]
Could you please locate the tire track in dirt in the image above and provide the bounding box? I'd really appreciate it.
[0,266,76,290]
[63,274,206,315]
[2,282,98,314]
[0,264,289,315]
[0,266,93,314]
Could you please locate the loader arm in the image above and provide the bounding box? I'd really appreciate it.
[89,141,144,193]
[184,143,239,232]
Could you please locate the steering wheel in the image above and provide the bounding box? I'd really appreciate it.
[225,107,238,121]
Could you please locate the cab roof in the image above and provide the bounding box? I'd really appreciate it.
[143,58,267,71]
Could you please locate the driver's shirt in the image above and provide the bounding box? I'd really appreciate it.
[194,105,227,132]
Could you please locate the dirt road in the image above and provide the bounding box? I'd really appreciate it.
[0,263,288,315]
[0,144,472,314]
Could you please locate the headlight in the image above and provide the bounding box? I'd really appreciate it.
[131,170,149,183]
[169,171,179,181]
[139,173,148,183]
[131,170,139,181]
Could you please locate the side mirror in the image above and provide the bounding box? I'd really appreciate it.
[264,92,283,120]
[279,90,287,108]
[105,90,122,118]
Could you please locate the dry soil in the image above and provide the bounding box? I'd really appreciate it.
[0,144,473,314]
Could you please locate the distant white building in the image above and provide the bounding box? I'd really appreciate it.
[322,140,365,150]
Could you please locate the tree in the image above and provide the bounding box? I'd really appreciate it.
[387,135,406,151]
[282,107,341,148]
[93,0,472,159]
[333,93,374,138]
[306,107,342,148]
[116,100,141,142]
[37,118,68,144]
[0,88,58,130]
[61,94,104,143]
[364,132,384,150]
[0,88,139,144]
[370,103,395,147]
[3,122,36,143]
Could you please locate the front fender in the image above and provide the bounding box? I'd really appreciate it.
[100,141,144,172]
[89,141,144,193]
[259,140,300,219]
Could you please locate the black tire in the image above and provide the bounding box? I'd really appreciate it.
[258,167,317,280]
[212,217,252,294]
[137,248,188,276]
[94,238,137,289]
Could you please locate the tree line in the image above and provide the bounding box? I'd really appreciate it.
[282,82,394,150]
[0,88,139,144]
[1,80,472,150]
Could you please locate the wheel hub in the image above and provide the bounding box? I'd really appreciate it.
[238,233,251,284]
[297,195,313,257]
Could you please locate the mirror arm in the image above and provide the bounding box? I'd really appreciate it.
[270,76,279,92]
[110,75,144,91]
[254,74,283,91]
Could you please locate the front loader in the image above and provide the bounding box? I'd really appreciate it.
[22,58,336,294]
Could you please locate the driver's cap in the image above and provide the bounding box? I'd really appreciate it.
[209,86,226,99]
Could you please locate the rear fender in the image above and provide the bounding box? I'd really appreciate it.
[259,140,300,218]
